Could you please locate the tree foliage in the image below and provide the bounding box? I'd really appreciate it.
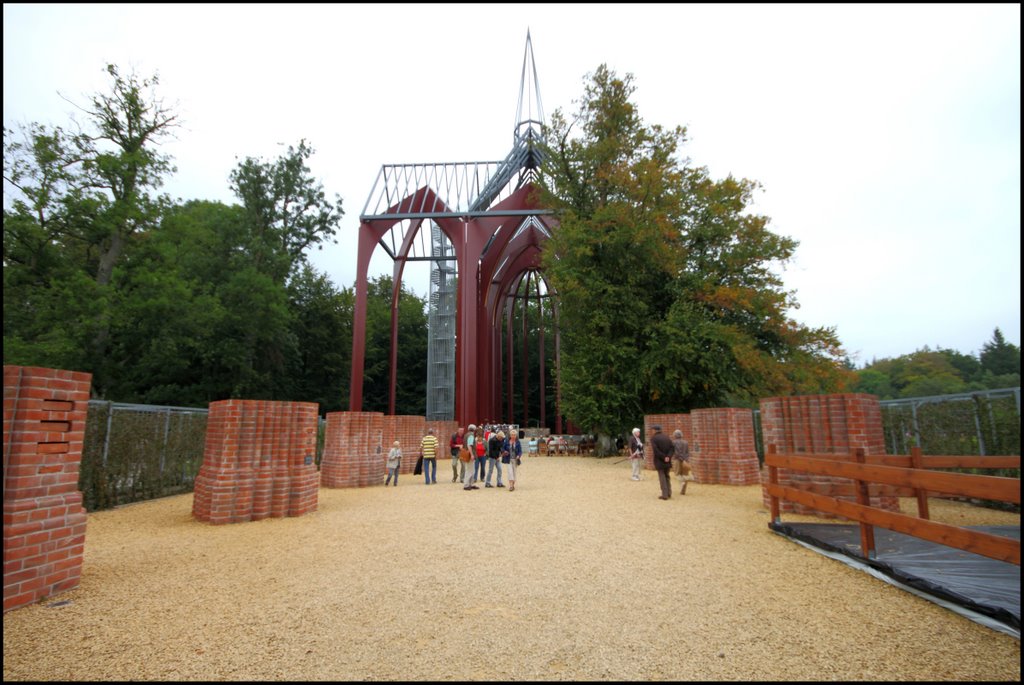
[537,65,851,437]
[228,139,343,285]
[852,328,1021,399]
[3,64,426,414]
[980,327,1020,378]
[4,62,1013,425]
[359,275,429,416]
[4,64,179,394]
[287,264,354,414]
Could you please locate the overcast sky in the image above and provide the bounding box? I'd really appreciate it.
[4,3,1020,365]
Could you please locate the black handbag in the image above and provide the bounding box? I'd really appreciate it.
[413,455,424,475]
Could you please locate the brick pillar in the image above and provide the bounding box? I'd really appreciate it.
[643,414,690,470]
[394,416,426,475]
[689,408,761,485]
[379,416,401,482]
[759,393,897,517]
[320,411,383,488]
[3,366,91,613]
[191,400,319,524]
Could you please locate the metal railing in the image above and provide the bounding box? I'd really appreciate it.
[78,389,1020,510]
[80,401,209,511]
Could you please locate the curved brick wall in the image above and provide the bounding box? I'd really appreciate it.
[377,415,427,477]
[3,366,91,612]
[642,414,691,471]
[759,393,898,517]
[688,408,761,485]
[395,416,426,475]
[321,411,383,488]
[191,400,319,524]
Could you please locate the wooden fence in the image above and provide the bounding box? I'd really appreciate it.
[764,445,1020,565]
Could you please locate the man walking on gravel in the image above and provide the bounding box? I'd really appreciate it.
[421,428,439,484]
[650,424,674,500]
[449,427,465,483]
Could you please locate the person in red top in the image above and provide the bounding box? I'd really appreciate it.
[474,425,487,484]
[449,426,465,483]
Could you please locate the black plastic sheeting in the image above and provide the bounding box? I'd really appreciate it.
[770,522,1020,638]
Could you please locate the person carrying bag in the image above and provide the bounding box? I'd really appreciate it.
[503,429,523,491]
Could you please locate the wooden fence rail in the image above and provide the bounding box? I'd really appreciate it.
[765,445,1020,566]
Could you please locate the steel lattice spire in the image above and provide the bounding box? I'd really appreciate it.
[514,29,545,146]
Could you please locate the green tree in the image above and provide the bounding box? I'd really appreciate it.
[537,65,850,441]
[288,264,354,414]
[228,139,344,285]
[360,275,428,416]
[941,347,983,386]
[851,368,895,399]
[861,347,969,399]
[101,200,243,405]
[3,64,178,395]
[980,327,1020,378]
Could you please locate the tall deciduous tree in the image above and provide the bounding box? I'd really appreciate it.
[228,139,343,285]
[3,64,178,394]
[538,65,850,440]
[360,275,428,416]
[287,264,354,414]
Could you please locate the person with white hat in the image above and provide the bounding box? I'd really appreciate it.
[628,427,644,481]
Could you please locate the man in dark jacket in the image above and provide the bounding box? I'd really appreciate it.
[449,427,465,483]
[649,424,675,500]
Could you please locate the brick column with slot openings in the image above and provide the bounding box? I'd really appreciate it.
[759,393,898,517]
[3,365,91,613]
[320,411,384,488]
[191,400,319,524]
[687,408,761,485]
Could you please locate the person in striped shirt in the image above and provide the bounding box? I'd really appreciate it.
[420,428,439,484]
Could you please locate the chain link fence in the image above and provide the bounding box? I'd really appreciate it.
[80,402,209,511]
[78,390,1019,512]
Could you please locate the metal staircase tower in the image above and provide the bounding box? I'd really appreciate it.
[349,30,561,429]
[425,222,456,420]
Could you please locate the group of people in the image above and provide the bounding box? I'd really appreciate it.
[628,424,694,499]
[385,422,691,500]
[385,424,525,492]
[446,424,524,492]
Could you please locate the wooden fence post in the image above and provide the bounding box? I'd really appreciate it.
[853,447,876,559]
[767,444,780,523]
[910,446,930,520]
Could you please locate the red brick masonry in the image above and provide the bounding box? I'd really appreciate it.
[320,411,383,488]
[191,400,319,524]
[644,410,760,485]
[759,393,898,517]
[3,365,91,612]
[321,413,460,487]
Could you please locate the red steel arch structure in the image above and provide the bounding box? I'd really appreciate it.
[348,32,563,430]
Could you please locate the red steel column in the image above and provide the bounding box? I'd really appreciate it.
[537,277,546,430]
[456,218,490,426]
[349,221,379,412]
[505,297,515,423]
[521,275,530,426]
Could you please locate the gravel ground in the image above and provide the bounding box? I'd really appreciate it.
[3,456,1020,681]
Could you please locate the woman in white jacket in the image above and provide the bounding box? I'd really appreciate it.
[628,428,644,481]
